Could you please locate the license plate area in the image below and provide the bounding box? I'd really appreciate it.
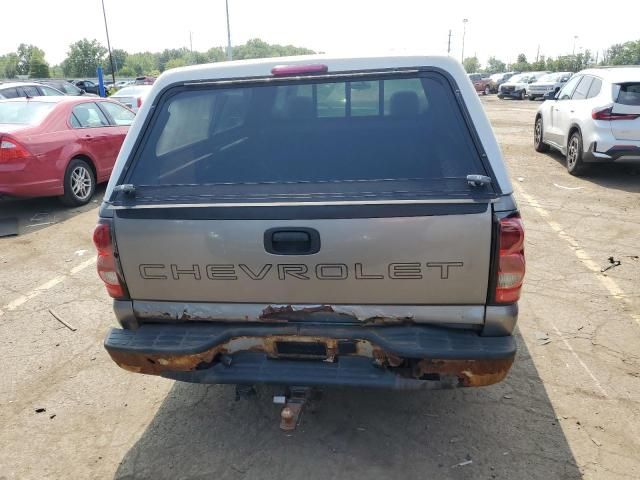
[275,341,327,359]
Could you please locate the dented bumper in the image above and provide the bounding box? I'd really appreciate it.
[105,323,516,389]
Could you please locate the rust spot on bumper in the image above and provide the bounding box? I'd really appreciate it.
[412,357,515,387]
[109,349,220,375]
[107,335,515,388]
[259,304,335,319]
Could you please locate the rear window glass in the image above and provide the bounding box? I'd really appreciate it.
[126,73,491,203]
[0,102,55,124]
[616,83,640,106]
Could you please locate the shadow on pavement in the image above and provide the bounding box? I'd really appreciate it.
[114,335,581,480]
[0,185,104,237]
[545,150,640,193]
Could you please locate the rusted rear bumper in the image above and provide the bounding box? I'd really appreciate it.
[105,323,516,389]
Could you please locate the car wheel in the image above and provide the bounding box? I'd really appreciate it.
[529,95,536,101]
[61,158,96,206]
[566,132,587,176]
[520,90,526,100]
[534,117,550,153]
[484,85,491,95]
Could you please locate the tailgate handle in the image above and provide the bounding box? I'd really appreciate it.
[265,228,321,255]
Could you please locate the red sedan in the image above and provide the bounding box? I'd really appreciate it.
[0,96,134,206]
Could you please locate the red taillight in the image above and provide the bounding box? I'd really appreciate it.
[0,137,32,162]
[271,64,328,76]
[136,97,142,108]
[93,221,126,299]
[592,106,640,121]
[495,215,525,304]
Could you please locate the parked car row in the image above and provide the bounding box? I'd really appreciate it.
[0,82,64,99]
[498,72,549,100]
[533,67,640,175]
[467,71,573,101]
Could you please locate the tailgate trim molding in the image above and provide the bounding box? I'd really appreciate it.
[130,301,485,325]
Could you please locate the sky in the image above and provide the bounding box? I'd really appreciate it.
[1,0,639,67]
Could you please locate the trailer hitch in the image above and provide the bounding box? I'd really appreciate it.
[273,386,318,431]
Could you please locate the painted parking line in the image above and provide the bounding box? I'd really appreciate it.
[515,182,640,398]
[0,257,96,317]
[515,183,639,327]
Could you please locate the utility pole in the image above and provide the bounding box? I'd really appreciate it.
[190,31,193,53]
[447,30,452,56]
[536,44,540,62]
[461,19,468,63]
[225,0,233,61]
[100,0,116,84]
[573,35,578,55]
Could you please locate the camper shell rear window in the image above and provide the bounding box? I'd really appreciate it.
[118,70,494,204]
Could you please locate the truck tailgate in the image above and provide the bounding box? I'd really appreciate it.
[114,205,492,305]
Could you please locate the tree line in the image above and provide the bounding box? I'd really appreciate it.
[463,39,640,75]
[0,38,315,79]
[1,37,639,80]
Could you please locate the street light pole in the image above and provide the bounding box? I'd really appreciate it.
[225,0,233,61]
[100,0,116,85]
[573,35,578,55]
[461,19,468,63]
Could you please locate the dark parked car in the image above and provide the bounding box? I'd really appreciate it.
[0,82,63,99]
[0,96,135,205]
[36,79,97,97]
[73,80,100,95]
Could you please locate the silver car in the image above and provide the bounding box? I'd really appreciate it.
[109,85,152,113]
[527,72,573,101]
[534,67,640,175]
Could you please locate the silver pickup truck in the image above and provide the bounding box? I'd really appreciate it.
[95,55,525,405]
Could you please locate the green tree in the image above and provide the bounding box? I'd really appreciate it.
[117,65,136,77]
[486,56,506,73]
[157,48,189,71]
[0,53,19,78]
[50,64,64,78]
[29,50,50,78]
[232,38,314,60]
[63,39,107,77]
[105,48,128,75]
[16,44,46,76]
[463,56,480,73]
[124,52,157,76]
[510,53,531,72]
[165,57,187,70]
[530,56,546,72]
[207,47,226,62]
[606,41,640,65]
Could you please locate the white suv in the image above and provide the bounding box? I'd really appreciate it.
[527,72,573,101]
[534,67,640,175]
[498,72,549,100]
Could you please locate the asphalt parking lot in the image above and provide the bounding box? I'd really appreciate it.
[1,95,639,480]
